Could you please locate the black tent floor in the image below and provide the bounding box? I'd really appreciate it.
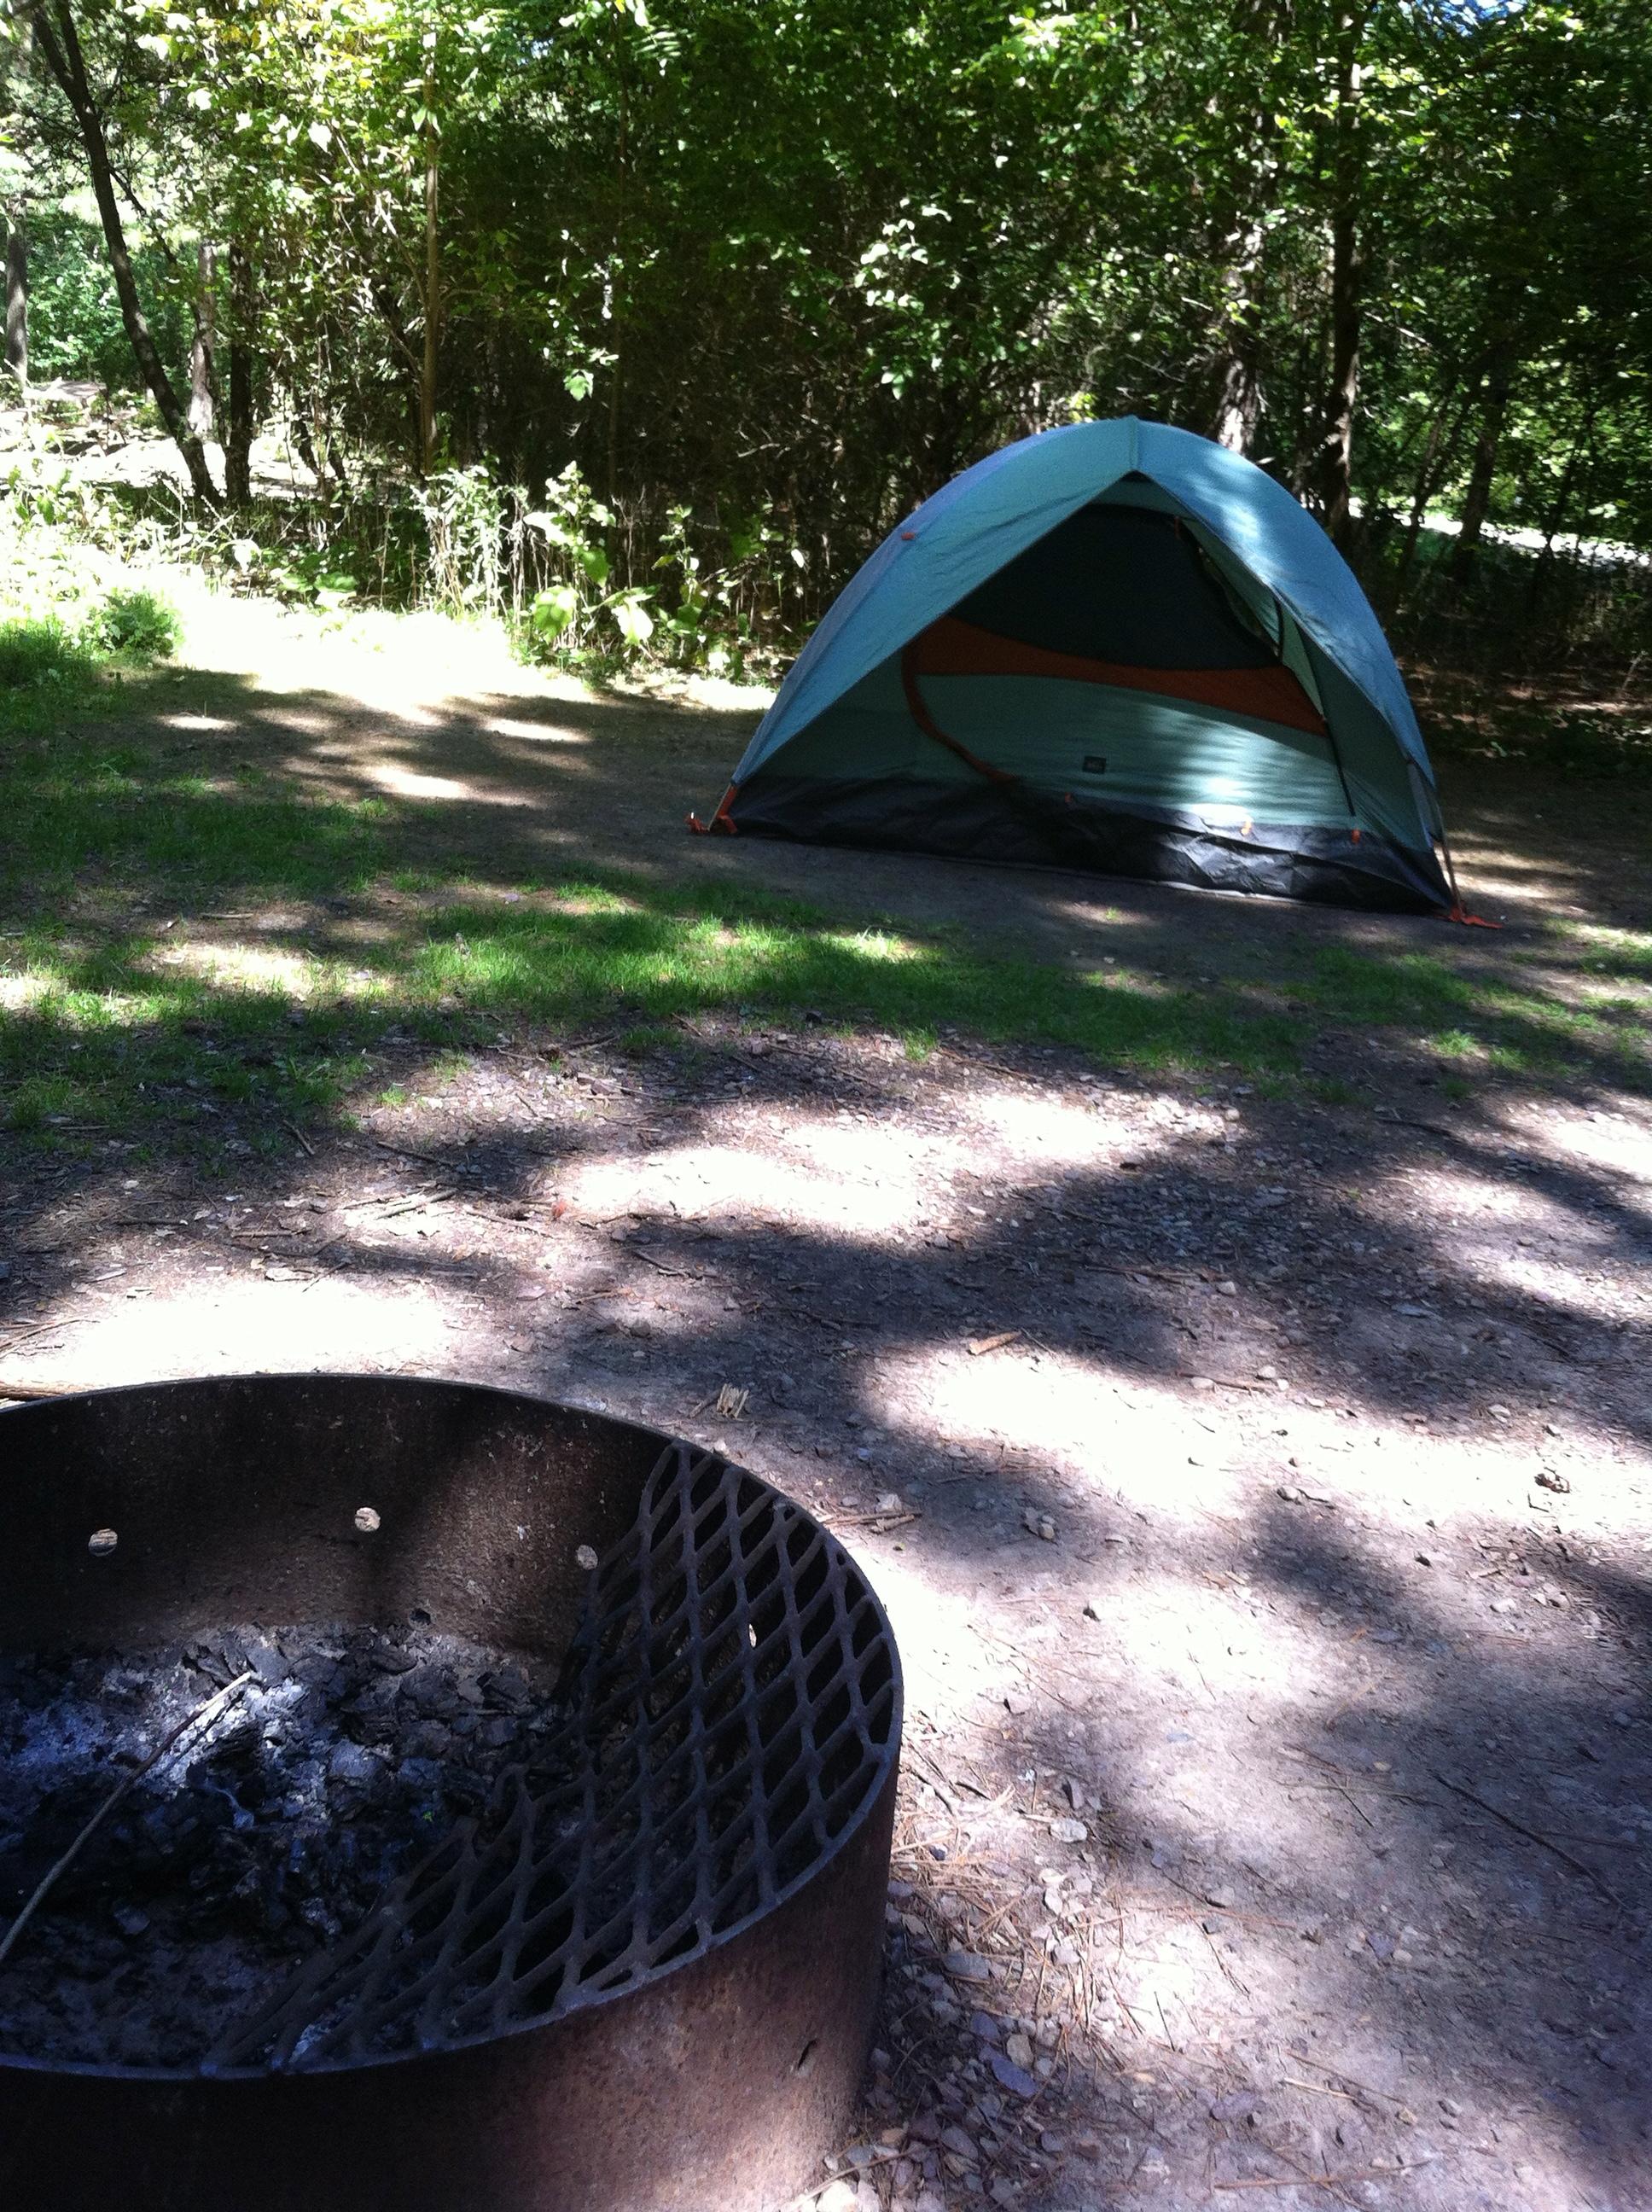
[725,775,1448,917]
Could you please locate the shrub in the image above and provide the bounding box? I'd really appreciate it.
[0,617,95,690]
[84,587,182,661]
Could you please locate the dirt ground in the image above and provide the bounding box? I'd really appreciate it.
[2,611,1649,2210]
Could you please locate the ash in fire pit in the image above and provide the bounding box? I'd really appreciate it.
[0,1620,573,2067]
[0,1377,902,2212]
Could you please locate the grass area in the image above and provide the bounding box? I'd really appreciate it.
[1,687,1648,1160]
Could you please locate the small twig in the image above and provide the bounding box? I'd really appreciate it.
[1433,1770,1620,1906]
[373,1138,469,1174]
[1213,2171,1404,2194]
[1281,2076,1359,2104]
[630,1247,703,1279]
[282,1118,316,1158]
[0,1378,71,1403]
[0,1317,70,1354]
[1284,2052,1413,2113]
[0,1671,255,1970]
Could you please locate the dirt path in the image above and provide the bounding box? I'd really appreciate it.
[2,611,1649,2210]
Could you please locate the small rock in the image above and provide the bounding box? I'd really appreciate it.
[1535,1468,1571,1493]
[875,1492,904,1515]
[970,2011,1003,2046]
[990,2052,1038,2099]
[327,1739,378,1785]
[939,2125,977,2160]
[1082,1595,1104,1621]
[1004,2030,1034,2069]
[1277,1483,1304,1504]
[573,1545,599,1571]
[945,1951,994,1985]
[113,1903,150,1938]
[1049,1816,1088,1845]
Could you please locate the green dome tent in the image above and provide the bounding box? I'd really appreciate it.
[695,417,1463,914]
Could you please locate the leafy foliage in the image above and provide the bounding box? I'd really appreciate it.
[3,0,1649,666]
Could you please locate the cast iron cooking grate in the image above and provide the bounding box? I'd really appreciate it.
[208,1440,897,2072]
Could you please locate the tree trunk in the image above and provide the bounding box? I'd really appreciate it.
[1314,5,1366,545]
[1448,359,1513,585]
[188,238,216,440]
[1210,206,1268,454]
[224,241,255,505]
[1207,0,1290,457]
[3,212,26,391]
[1523,416,1591,622]
[1389,384,1466,611]
[419,42,439,476]
[31,1,219,502]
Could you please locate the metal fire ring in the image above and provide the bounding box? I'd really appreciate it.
[0,1374,904,2212]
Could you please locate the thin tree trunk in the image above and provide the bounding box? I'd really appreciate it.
[419,41,439,476]
[31,1,219,502]
[188,238,216,440]
[1211,214,1267,457]
[224,241,255,505]
[1524,416,1593,622]
[1448,359,1513,585]
[1315,4,1365,545]
[3,212,26,391]
[1208,0,1289,457]
[605,54,629,510]
[1389,383,1466,609]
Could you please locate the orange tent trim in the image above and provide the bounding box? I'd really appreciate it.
[907,616,1329,738]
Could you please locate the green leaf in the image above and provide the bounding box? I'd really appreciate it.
[530,585,580,639]
[609,591,654,646]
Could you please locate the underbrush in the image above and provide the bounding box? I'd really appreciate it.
[3,422,805,685]
[1,457,184,717]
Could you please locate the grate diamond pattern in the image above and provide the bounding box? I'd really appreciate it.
[208,1443,899,2072]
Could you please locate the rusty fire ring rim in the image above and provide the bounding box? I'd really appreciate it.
[0,1372,905,2087]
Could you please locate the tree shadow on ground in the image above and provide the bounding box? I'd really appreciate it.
[2,667,1649,2205]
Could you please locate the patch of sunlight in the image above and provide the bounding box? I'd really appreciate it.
[3,978,177,1030]
[1557,919,1652,980]
[250,707,335,738]
[875,1346,1254,1524]
[854,1560,1013,1721]
[0,972,55,1012]
[159,713,236,733]
[551,885,641,915]
[366,763,486,802]
[566,1122,943,1243]
[484,716,590,744]
[951,1082,1178,1171]
[53,1272,456,1386]
[158,940,323,993]
[1508,1099,1652,1180]
[823,928,930,965]
[1079,964,1173,999]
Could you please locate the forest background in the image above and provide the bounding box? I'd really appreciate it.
[2,0,1649,684]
